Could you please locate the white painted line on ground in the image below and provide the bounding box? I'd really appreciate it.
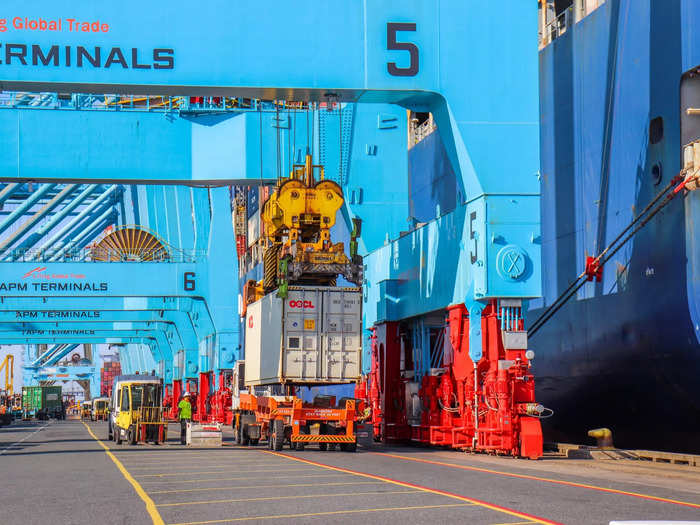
[0,422,51,455]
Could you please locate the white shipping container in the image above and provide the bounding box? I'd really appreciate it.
[244,286,362,385]
[247,210,260,244]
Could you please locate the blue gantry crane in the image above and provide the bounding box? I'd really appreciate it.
[0,0,543,453]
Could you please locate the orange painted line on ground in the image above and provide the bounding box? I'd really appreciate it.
[263,451,560,525]
[371,452,700,510]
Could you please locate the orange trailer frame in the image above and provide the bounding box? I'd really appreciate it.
[233,393,358,448]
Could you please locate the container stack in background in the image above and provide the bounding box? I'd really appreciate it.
[21,385,62,418]
[21,386,42,417]
[232,185,271,278]
[100,361,122,397]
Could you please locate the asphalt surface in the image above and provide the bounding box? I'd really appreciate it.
[1,419,699,525]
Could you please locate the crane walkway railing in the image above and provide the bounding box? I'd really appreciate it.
[4,247,206,263]
[0,92,312,114]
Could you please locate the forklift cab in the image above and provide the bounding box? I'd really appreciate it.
[92,397,109,420]
[80,400,93,420]
[108,375,166,445]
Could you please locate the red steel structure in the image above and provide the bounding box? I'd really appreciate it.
[356,301,544,459]
[164,372,233,425]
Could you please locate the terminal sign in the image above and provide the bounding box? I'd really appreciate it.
[15,310,101,319]
[0,15,174,70]
[22,329,95,335]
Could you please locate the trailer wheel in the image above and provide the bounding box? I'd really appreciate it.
[116,428,123,445]
[319,443,328,451]
[340,442,357,452]
[294,442,305,451]
[271,419,284,451]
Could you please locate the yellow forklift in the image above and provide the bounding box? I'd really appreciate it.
[92,397,109,421]
[108,375,167,445]
[80,400,93,420]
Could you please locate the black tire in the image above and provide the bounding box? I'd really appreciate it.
[116,427,123,445]
[250,438,259,446]
[319,443,328,451]
[294,442,305,451]
[241,414,256,446]
[129,425,137,445]
[272,419,284,451]
[340,442,357,452]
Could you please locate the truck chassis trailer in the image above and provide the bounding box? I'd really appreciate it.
[233,392,358,451]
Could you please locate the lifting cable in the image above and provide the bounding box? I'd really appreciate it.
[287,105,292,175]
[529,172,686,337]
[275,100,282,184]
[258,100,264,186]
[306,105,310,157]
[338,103,343,182]
[292,105,297,166]
[311,103,315,162]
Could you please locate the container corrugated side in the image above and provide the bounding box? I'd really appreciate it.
[42,386,62,410]
[244,286,362,386]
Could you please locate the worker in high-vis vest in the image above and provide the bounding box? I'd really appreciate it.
[178,392,192,445]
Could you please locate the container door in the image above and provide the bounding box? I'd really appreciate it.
[34,388,42,410]
[321,289,362,381]
[283,288,322,380]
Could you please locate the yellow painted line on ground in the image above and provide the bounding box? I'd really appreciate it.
[168,503,474,525]
[373,451,700,510]
[119,458,272,466]
[158,489,422,507]
[138,469,323,485]
[82,422,165,525]
[129,463,286,471]
[264,451,560,525]
[138,467,317,478]
[149,480,382,495]
[114,453,246,459]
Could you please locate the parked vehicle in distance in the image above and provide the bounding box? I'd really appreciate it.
[108,375,167,445]
[81,400,92,420]
[91,397,109,421]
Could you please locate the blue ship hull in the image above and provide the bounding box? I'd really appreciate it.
[534,0,700,453]
[409,0,700,452]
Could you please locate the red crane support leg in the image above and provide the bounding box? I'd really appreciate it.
[374,322,409,443]
[210,371,233,425]
[185,379,199,421]
[365,302,544,459]
[169,379,182,420]
[196,372,211,423]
